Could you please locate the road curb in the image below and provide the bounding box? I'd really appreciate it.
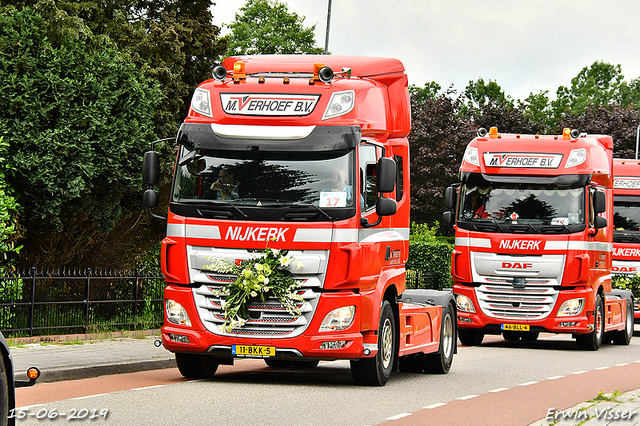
[16,358,177,383]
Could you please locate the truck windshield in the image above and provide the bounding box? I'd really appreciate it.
[457,183,586,233]
[170,146,356,221]
[613,196,640,243]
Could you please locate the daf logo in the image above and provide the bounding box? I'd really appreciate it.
[502,262,533,269]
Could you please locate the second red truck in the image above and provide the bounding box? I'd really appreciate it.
[444,127,635,349]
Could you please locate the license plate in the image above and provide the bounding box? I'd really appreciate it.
[232,345,275,357]
[501,323,530,331]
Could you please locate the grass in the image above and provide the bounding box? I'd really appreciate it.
[588,388,622,403]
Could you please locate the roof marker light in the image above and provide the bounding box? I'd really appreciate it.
[489,127,498,138]
[562,128,571,139]
[233,61,246,82]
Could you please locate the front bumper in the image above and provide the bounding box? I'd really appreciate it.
[454,283,595,335]
[161,284,374,360]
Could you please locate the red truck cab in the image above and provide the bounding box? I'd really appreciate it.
[612,158,640,323]
[444,127,634,350]
[143,55,456,385]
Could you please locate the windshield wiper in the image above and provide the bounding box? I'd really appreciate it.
[192,200,248,218]
[289,203,334,221]
[509,219,537,234]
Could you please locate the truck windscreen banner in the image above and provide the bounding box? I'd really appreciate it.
[221,93,320,116]
[613,177,640,189]
[483,153,563,168]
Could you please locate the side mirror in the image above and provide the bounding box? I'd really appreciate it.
[143,189,159,209]
[444,186,457,209]
[143,151,160,186]
[361,196,397,228]
[443,211,455,225]
[594,215,607,230]
[376,196,397,216]
[376,157,396,193]
[593,190,606,214]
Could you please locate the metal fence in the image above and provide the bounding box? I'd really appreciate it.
[0,267,165,337]
[405,270,443,290]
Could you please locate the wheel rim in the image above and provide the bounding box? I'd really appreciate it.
[595,305,603,340]
[442,313,454,358]
[381,318,393,369]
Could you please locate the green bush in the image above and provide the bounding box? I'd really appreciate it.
[0,5,162,267]
[406,222,453,290]
[0,135,22,267]
[612,274,640,299]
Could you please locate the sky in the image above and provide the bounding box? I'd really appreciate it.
[210,0,640,102]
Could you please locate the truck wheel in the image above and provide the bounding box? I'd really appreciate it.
[176,353,219,379]
[576,294,604,351]
[458,328,484,346]
[424,303,455,374]
[612,297,634,345]
[350,300,396,386]
[0,355,8,426]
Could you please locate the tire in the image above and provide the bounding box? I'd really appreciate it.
[0,354,8,426]
[351,300,396,386]
[424,303,455,374]
[502,331,520,341]
[576,294,604,351]
[521,331,539,342]
[613,297,634,345]
[176,353,219,379]
[458,328,484,346]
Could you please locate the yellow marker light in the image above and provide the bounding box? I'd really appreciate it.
[233,61,246,81]
[27,367,40,380]
[489,127,498,138]
[562,128,571,139]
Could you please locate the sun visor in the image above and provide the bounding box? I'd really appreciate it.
[177,123,361,152]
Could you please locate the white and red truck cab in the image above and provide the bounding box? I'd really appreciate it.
[143,55,456,385]
[443,127,634,350]
[612,158,640,323]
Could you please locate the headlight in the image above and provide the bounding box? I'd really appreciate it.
[565,149,586,168]
[322,90,355,120]
[464,146,479,166]
[319,306,356,331]
[191,88,212,118]
[456,294,476,313]
[557,298,585,316]
[166,299,192,326]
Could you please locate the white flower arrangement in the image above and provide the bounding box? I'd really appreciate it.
[204,247,304,332]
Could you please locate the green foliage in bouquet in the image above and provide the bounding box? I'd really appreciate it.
[204,247,304,332]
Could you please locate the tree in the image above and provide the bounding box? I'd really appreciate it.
[519,90,555,133]
[559,104,640,159]
[225,0,324,56]
[462,78,513,114]
[554,61,628,118]
[0,137,22,267]
[0,5,162,267]
[409,86,475,227]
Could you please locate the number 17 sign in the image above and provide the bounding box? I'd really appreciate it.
[319,191,347,207]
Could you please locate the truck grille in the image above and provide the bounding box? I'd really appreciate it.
[475,283,558,320]
[193,273,320,338]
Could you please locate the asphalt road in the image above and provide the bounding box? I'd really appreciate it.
[14,328,640,426]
